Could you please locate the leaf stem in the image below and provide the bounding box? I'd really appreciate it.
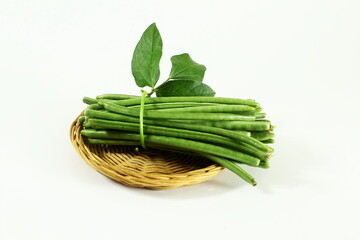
[146,88,156,97]
[147,77,171,97]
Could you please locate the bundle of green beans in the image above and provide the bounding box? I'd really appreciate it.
[79,93,275,186]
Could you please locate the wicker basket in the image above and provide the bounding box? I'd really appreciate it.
[70,113,223,190]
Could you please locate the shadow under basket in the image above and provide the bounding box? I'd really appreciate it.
[70,113,223,190]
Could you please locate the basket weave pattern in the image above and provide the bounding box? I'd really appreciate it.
[70,114,223,190]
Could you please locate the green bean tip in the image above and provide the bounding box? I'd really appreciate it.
[252,179,257,186]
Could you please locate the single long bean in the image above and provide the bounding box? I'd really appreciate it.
[85,138,141,146]
[193,120,271,131]
[152,105,256,113]
[103,96,259,107]
[255,112,266,119]
[96,94,140,100]
[83,97,98,105]
[129,102,219,110]
[201,154,257,186]
[88,104,104,110]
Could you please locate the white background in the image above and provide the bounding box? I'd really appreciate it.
[1,1,359,239]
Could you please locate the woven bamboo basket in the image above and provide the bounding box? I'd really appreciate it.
[70,113,223,190]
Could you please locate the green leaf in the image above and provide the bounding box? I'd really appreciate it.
[155,80,215,97]
[131,23,163,88]
[169,53,206,82]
